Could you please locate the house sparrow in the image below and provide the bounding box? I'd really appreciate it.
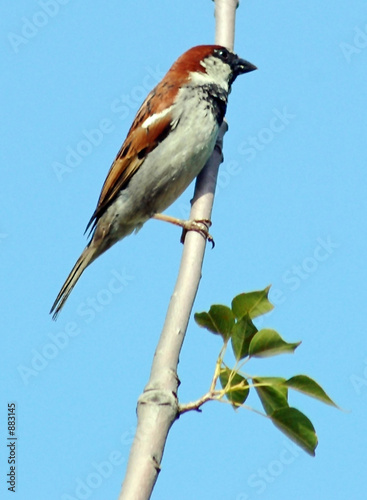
[50,45,256,319]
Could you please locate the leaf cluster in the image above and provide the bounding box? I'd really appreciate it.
[194,287,337,456]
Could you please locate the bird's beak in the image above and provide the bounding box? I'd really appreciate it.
[234,57,257,75]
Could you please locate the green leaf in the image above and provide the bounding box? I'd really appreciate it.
[231,314,258,360]
[194,305,235,341]
[270,407,318,456]
[231,286,274,320]
[253,377,288,414]
[249,329,301,358]
[284,375,338,407]
[219,367,249,408]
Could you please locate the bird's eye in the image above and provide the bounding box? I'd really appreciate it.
[217,48,229,60]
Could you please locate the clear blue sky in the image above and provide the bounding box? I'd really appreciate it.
[1,1,367,499]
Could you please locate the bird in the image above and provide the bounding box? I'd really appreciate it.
[50,45,256,319]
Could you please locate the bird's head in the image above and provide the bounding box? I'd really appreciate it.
[169,45,257,93]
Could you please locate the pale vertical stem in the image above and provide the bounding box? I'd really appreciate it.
[215,0,239,49]
[117,2,239,499]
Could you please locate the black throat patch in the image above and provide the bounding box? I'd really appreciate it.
[201,84,228,125]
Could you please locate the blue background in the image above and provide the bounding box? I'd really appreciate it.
[1,1,366,499]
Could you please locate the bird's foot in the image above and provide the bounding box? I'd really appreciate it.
[180,218,214,248]
[152,214,215,248]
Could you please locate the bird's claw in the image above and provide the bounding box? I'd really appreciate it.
[180,219,215,248]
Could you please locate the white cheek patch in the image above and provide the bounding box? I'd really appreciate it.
[190,57,230,93]
[141,105,173,129]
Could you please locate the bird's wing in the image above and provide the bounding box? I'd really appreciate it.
[85,96,176,234]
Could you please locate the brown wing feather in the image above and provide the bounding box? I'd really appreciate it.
[85,102,174,233]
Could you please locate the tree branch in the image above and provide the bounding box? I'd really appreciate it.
[117,2,239,499]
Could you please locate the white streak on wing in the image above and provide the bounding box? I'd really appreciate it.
[141,105,173,129]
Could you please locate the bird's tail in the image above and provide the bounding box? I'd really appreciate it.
[50,245,97,320]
